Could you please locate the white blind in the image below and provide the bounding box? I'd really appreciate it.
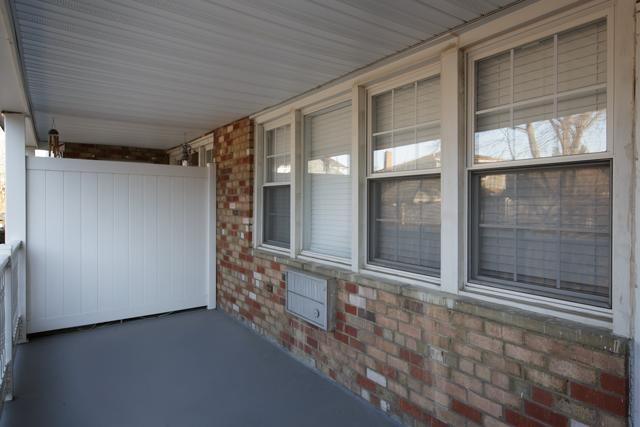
[265,125,291,183]
[303,103,352,259]
[474,20,607,163]
[369,176,441,276]
[372,77,441,173]
[472,163,610,307]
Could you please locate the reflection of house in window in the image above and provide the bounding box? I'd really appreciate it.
[307,154,350,175]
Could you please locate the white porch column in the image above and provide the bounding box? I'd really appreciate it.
[439,46,463,295]
[2,113,27,342]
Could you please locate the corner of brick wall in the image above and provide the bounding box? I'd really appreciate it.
[213,117,630,427]
[62,142,169,164]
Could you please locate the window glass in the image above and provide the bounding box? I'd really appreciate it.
[470,163,611,307]
[474,20,607,163]
[369,176,441,276]
[263,185,290,248]
[303,103,352,259]
[265,125,291,183]
[372,77,441,173]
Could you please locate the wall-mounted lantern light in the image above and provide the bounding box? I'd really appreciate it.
[48,118,62,158]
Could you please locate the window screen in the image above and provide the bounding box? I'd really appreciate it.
[369,176,441,276]
[474,20,607,163]
[372,76,441,173]
[263,185,290,248]
[303,103,352,259]
[470,162,611,307]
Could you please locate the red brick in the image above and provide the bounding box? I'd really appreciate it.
[344,324,358,337]
[334,331,349,345]
[524,400,568,427]
[570,382,627,417]
[345,282,358,294]
[399,398,430,422]
[505,409,546,427]
[399,348,423,366]
[356,374,377,392]
[531,386,554,407]
[600,372,627,396]
[345,304,357,315]
[451,399,482,424]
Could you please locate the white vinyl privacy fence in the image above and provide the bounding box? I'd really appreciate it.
[26,158,215,333]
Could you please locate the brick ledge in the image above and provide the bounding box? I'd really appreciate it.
[253,248,627,355]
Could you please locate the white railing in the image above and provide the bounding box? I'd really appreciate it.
[0,241,25,403]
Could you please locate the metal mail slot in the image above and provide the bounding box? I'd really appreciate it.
[285,270,336,331]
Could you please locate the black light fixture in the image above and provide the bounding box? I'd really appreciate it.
[48,118,62,158]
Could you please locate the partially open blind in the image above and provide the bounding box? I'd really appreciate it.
[372,77,441,173]
[474,20,607,163]
[303,103,352,259]
[471,163,611,307]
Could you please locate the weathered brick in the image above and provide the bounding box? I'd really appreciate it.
[468,332,503,354]
[468,390,502,418]
[505,343,545,367]
[549,359,596,384]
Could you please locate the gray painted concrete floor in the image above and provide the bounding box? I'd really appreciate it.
[0,309,398,427]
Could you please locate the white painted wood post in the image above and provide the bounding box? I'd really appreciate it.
[439,47,464,295]
[207,162,216,309]
[2,113,26,343]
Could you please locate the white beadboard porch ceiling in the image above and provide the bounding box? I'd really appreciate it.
[11,0,520,149]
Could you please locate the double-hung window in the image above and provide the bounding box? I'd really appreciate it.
[262,124,291,248]
[302,102,352,261]
[367,75,442,277]
[468,19,611,307]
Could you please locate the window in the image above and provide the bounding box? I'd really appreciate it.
[368,76,441,277]
[303,102,352,260]
[263,124,291,248]
[469,20,612,307]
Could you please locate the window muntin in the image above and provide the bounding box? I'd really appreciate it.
[474,20,607,164]
[372,76,441,173]
[368,175,441,276]
[470,162,611,307]
[303,103,352,259]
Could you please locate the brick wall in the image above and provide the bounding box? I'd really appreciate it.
[214,117,630,426]
[62,142,169,164]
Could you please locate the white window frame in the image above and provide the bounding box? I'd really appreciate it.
[254,115,294,255]
[461,5,624,328]
[363,64,443,287]
[298,93,353,267]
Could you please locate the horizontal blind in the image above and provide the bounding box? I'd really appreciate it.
[372,76,441,172]
[474,19,607,163]
[369,176,441,276]
[303,103,352,259]
[265,125,291,183]
[472,163,611,307]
